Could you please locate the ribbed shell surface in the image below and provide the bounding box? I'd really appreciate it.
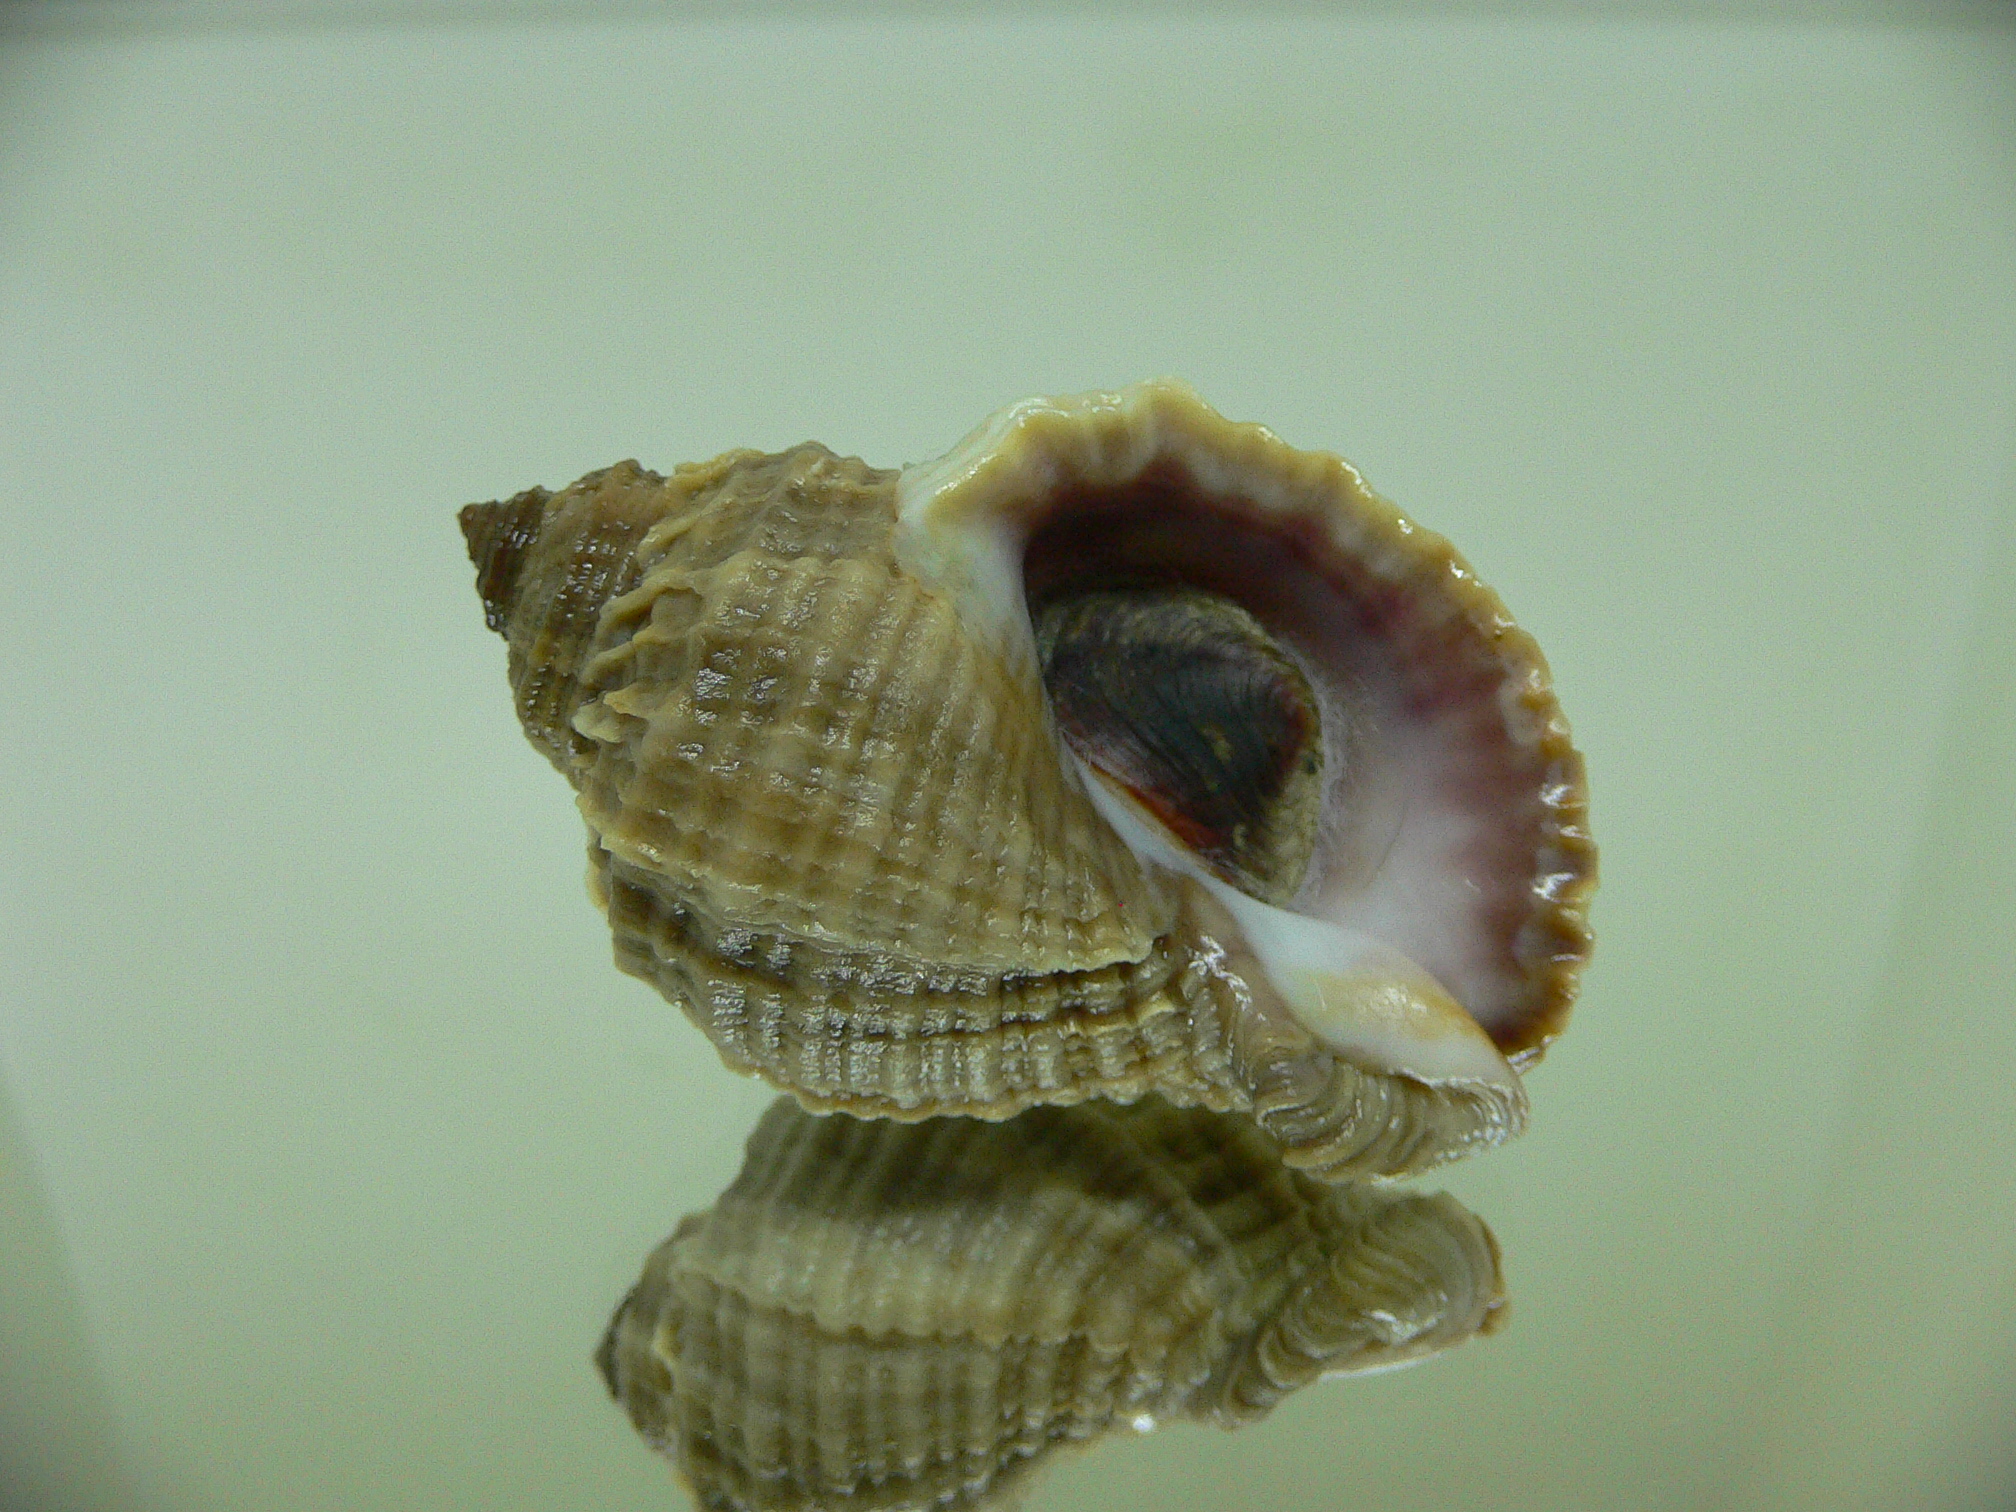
[556,446,1169,977]
[459,383,1593,1180]
[597,1098,1506,1512]
[463,449,1527,1175]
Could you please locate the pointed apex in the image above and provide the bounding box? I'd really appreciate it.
[459,489,552,635]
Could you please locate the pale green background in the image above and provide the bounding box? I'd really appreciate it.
[3,4,2013,1510]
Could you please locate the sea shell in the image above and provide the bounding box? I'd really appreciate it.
[459,381,1594,1179]
[597,1096,1507,1512]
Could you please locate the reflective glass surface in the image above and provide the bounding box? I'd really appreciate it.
[2,7,2013,1510]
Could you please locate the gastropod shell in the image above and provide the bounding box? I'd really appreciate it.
[459,381,1595,1178]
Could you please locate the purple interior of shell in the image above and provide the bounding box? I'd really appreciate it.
[1020,458,1570,1056]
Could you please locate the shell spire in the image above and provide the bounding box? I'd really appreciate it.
[458,461,674,771]
[459,489,546,633]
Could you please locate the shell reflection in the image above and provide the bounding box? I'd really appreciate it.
[598,1097,1505,1512]
[461,381,1595,1179]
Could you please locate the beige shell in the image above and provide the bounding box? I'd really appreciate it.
[460,381,1595,1179]
[597,1096,1506,1512]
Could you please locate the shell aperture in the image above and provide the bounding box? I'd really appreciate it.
[459,381,1595,1178]
[598,1096,1507,1512]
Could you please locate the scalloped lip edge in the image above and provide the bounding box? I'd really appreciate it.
[892,379,1596,1064]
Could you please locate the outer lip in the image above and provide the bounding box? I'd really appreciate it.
[893,378,1596,1070]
